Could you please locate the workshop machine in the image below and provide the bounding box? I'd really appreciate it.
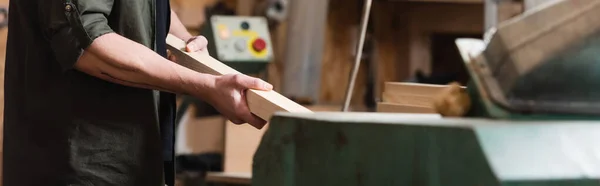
[200,15,274,74]
[252,0,600,185]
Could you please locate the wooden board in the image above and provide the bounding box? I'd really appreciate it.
[166,34,313,121]
[384,82,465,97]
[377,102,437,114]
[382,92,434,107]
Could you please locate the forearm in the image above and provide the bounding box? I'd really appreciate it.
[75,33,215,99]
[169,10,193,41]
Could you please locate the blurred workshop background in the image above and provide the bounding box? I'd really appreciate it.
[0,0,577,186]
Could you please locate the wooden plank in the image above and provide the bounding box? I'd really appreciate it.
[384,82,465,97]
[376,102,436,114]
[166,34,313,122]
[382,92,434,107]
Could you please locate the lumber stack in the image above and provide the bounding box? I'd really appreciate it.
[377,82,465,114]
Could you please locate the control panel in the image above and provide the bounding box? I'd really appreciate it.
[207,16,274,63]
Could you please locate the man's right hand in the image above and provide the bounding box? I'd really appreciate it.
[204,74,273,129]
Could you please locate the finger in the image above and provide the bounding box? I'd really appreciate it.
[167,49,177,62]
[236,90,267,129]
[230,118,245,125]
[185,36,209,52]
[246,115,267,130]
[237,104,267,129]
[233,74,273,91]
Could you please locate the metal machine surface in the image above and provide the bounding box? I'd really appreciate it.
[253,113,600,186]
[252,86,599,186]
[201,15,274,74]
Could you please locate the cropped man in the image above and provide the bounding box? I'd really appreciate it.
[3,0,269,185]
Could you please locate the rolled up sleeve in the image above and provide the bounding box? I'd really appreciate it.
[40,0,115,71]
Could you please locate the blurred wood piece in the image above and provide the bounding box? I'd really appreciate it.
[378,82,466,114]
[377,103,437,114]
[166,34,312,123]
[433,82,471,117]
[382,92,433,107]
[384,82,463,97]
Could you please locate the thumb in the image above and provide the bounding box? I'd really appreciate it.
[236,75,273,91]
[185,36,208,52]
[185,42,199,52]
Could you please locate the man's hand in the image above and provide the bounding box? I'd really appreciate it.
[167,35,273,129]
[205,74,274,129]
[166,35,208,62]
[185,36,209,53]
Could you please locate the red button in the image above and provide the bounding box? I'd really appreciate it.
[252,38,267,52]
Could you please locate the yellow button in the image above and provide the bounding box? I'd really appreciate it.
[217,24,227,31]
[219,28,230,39]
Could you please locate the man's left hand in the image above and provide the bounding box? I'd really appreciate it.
[185,36,209,53]
[166,35,209,62]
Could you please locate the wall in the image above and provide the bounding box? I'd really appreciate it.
[318,1,486,106]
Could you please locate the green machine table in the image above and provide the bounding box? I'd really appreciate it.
[251,0,600,185]
[253,113,600,186]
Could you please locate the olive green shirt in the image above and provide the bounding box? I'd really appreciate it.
[4,0,172,185]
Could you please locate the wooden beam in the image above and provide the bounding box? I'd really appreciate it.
[166,34,313,122]
[384,82,465,97]
[382,92,434,107]
[376,102,437,114]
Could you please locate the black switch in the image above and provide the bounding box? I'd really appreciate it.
[241,21,250,30]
